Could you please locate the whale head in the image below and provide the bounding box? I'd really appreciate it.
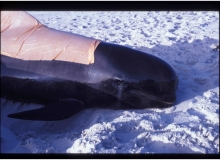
[91,42,178,109]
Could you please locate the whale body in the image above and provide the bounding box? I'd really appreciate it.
[1,42,178,121]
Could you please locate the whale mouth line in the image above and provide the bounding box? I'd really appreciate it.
[129,89,174,105]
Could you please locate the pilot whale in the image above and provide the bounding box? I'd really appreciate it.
[1,42,178,121]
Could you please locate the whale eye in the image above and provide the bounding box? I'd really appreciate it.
[114,77,124,86]
[113,77,126,99]
[114,77,130,90]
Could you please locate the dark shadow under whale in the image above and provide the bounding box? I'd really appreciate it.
[1,42,178,121]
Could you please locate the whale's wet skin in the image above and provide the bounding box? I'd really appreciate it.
[1,42,178,121]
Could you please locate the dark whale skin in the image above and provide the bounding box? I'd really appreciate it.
[1,42,178,121]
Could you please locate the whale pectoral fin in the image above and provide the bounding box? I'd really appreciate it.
[7,99,84,121]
